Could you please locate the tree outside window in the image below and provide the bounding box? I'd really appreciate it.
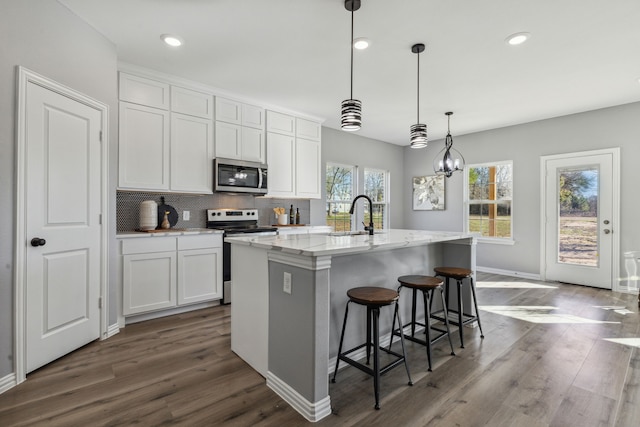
[326,164,354,232]
[466,162,513,239]
[364,168,388,230]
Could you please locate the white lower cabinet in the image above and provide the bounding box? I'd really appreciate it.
[177,237,222,305]
[121,234,222,316]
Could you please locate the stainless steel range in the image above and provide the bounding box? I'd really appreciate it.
[206,209,277,304]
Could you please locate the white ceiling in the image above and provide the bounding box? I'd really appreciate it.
[59,0,640,145]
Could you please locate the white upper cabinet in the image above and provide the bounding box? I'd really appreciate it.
[266,132,296,197]
[171,86,213,119]
[215,97,242,124]
[242,103,265,129]
[266,110,295,136]
[215,97,265,163]
[170,113,214,193]
[295,137,321,198]
[118,72,213,193]
[119,102,170,190]
[266,111,322,199]
[296,118,321,141]
[119,72,169,110]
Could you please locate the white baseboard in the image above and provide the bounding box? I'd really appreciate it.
[477,266,541,281]
[124,301,218,325]
[0,373,17,395]
[266,371,332,422]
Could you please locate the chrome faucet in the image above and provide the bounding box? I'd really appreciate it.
[349,194,374,235]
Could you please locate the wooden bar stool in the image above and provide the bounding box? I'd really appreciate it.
[433,267,484,348]
[332,286,413,410]
[389,275,455,371]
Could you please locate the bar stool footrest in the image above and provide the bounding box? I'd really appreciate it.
[338,343,408,377]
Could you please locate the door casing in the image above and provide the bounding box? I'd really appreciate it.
[539,148,620,290]
[14,67,109,383]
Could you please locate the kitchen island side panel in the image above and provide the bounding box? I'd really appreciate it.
[268,258,330,403]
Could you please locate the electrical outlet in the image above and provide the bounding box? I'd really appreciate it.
[283,272,292,294]
[183,210,190,221]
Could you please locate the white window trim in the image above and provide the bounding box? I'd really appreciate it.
[463,160,514,244]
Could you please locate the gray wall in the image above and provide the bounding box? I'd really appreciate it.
[403,102,640,277]
[0,1,119,378]
[310,126,405,228]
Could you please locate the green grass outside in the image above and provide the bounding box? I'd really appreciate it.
[326,212,383,232]
[469,216,511,238]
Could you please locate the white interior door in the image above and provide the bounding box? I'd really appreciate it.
[543,150,618,289]
[24,80,102,373]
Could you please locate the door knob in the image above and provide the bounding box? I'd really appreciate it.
[30,238,46,247]
[603,229,611,234]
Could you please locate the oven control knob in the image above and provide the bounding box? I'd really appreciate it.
[216,212,221,216]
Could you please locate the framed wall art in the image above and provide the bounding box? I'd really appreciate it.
[412,175,445,210]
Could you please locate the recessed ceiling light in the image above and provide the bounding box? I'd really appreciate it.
[161,34,183,47]
[353,37,370,50]
[505,32,530,46]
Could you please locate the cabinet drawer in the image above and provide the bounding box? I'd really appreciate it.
[171,86,213,119]
[266,111,295,136]
[122,236,177,254]
[119,72,169,109]
[178,234,222,250]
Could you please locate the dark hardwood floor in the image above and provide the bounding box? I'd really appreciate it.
[1,272,639,426]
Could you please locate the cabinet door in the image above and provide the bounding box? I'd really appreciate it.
[241,127,265,163]
[242,104,265,129]
[177,247,222,305]
[119,102,170,190]
[171,86,213,119]
[266,132,296,197]
[266,111,295,136]
[296,137,321,199]
[119,72,169,109]
[123,251,177,315]
[296,118,321,141]
[215,121,242,159]
[215,97,241,124]
[171,113,214,193]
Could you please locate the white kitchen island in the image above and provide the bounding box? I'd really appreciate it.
[226,229,476,422]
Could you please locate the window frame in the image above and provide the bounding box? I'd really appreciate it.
[463,160,515,245]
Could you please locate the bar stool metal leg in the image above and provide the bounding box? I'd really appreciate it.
[439,287,456,357]
[469,276,485,338]
[332,301,351,383]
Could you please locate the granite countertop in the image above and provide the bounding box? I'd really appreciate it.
[224,229,474,257]
[117,228,224,238]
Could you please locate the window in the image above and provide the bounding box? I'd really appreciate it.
[465,161,513,241]
[364,168,389,230]
[326,163,355,232]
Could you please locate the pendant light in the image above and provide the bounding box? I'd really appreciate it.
[341,0,362,131]
[410,43,428,148]
[434,112,465,177]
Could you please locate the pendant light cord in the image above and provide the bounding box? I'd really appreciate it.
[416,50,420,123]
[350,7,354,99]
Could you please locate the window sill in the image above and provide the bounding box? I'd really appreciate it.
[476,237,515,246]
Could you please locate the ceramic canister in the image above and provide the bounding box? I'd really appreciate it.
[139,200,158,230]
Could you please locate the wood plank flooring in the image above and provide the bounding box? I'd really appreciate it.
[1,272,639,426]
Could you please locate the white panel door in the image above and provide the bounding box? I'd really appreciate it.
[25,81,102,373]
[543,151,616,288]
[123,252,177,315]
[214,121,242,159]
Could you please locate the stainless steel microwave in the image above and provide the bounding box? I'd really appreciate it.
[213,158,268,194]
